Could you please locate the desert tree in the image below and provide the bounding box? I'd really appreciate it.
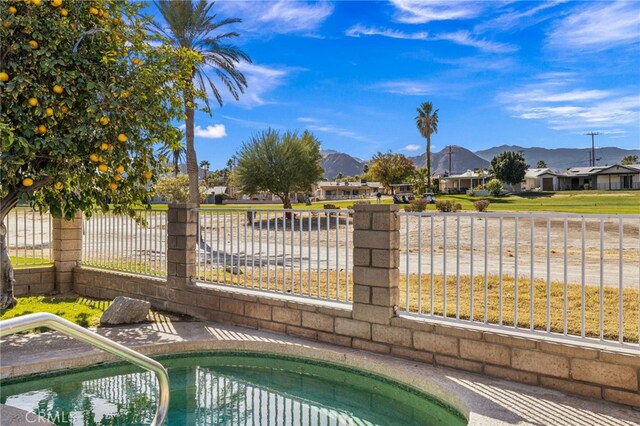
[235,129,324,209]
[491,151,527,186]
[369,152,415,193]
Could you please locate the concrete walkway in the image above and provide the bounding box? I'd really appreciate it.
[1,316,638,426]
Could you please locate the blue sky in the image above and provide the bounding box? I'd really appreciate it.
[148,1,640,170]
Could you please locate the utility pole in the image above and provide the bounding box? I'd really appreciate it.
[585,132,599,166]
[448,145,453,176]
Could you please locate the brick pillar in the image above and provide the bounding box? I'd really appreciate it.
[167,203,197,289]
[52,212,82,293]
[352,204,400,325]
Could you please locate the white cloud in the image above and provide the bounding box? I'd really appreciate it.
[434,30,517,53]
[194,125,227,139]
[474,1,566,33]
[297,117,318,123]
[212,62,302,108]
[498,77,640,131]
[217,0,333,35]
[346,24,428,40]
[390,0,484,24]
[547,1,640,51]
[403,144,422,151]
[375,81,439,96]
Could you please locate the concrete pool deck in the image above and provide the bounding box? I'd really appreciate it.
[1,317,638,425]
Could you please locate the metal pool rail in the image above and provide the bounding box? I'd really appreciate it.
[397,211,640,349]
[4,207,52,267]
[0,312,170,426]
[196,209,352,303]
[82,210,167,277]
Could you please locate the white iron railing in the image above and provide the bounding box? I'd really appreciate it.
[397,211,640,349]
[4,207,52,267]
[196,209,352,303]
[82,210,167,277]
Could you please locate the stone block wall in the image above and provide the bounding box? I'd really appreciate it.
[36,203,640,408]
[14,266,55,296]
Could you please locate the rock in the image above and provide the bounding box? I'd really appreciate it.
[100,296,150,326]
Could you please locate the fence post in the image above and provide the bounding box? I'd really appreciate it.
[52,212,82,293]
[352,204,400,325]
[166,203,198,289]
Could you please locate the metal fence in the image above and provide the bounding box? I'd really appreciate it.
[82,210,167,277]
[4,207,52,267]
[398,211,640,349]
[196,209,352,303]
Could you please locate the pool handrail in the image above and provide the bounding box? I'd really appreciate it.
[0,312,169,426]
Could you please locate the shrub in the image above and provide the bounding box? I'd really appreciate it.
[346,200,371,209]
[473,199,490,212]
[404,199,428,212]
[485,179,504,196]
[435,200,461,212]
[323,204,337,209]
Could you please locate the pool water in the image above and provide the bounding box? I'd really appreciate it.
[1,352,466,425]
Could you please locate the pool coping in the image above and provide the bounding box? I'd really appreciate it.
[1,320,638,425]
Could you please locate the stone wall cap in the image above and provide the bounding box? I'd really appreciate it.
[353,204,399,212]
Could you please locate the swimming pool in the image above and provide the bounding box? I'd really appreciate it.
[1,352,466,425]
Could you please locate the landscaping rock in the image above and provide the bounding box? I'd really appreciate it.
[100,296,150,326]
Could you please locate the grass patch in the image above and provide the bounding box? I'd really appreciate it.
[142,190,640,214]
[0,296,110,329]
[9,256,52,268]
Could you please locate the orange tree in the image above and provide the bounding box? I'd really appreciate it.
[0,0,198,309]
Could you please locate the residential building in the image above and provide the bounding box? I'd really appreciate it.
[314,180,383,200]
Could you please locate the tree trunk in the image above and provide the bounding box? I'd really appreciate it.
[281,194,292,209]
[184,94,199,205]
[426,135,432,190]
[0,196,18,310]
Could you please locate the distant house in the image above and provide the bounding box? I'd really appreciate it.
[523,168,559,191]
[389,183,414,195]
[440,170,492,193]
[314,180,383,200]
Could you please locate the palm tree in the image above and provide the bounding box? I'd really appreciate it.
[159,141,186,177]
[200,160,211,179]
[415,102,439,190]
[153,0,251,204]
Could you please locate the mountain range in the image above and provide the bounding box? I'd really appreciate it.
[320,145,640,178]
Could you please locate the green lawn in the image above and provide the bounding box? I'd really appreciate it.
[10,256,51,268]
[0,296,110,328]
[146,190,639,214]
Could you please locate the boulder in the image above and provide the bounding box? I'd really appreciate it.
[100,296,150,326]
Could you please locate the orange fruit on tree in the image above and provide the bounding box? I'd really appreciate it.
[108,182,118,190]
[0,72,8,82]
[32,0,42,6]
[100,142,109,151]
[54,182,63,190]
[89,7,98,15]
[28,97,38,106]
[89,154,99,162]
[120,91,130,98]
[2,21,10,28]
[61,105,69,114]
[98,155,104,162]
[115,165,124,173]
[143,171,152,179]
[51,0,62,7]
[100,116,109,125]
[22,178,34,187]
[36,125,47,135]
[98,164,108,172]
[117,133,127,142]
[53,85,63,94]
[113,173,122,181]
[45,107,54,116]
[29,40,39,49]
[8,6,17,14]
[60,8,68,16]
[107,144,114,151]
